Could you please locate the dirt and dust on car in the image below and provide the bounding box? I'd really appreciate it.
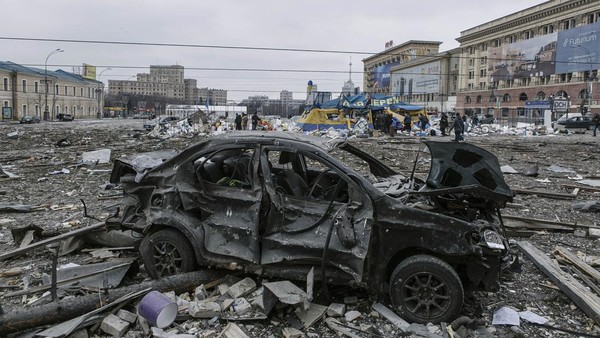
[106,131,515,324]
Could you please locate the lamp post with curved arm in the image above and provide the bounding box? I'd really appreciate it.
[96,68,112,119]
[571,44,595,115]
[43,49,63,121]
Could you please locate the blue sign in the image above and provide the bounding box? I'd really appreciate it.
[525,100,551,109]
[373,62,400,91]
[556,21,600,74]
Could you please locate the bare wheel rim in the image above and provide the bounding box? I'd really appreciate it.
[152,241,184,277]
[399,272,452,320]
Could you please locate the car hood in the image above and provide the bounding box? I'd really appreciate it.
[416,141,512,204]
[110,150,179,184]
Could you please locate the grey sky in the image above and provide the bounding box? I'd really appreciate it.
[2,0,544,101]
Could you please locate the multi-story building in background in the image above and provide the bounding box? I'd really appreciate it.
[390,48,460,112]
[456,0,600,122]
[198,88,228,106]
[0,61,101,121]
[362,40,442,95]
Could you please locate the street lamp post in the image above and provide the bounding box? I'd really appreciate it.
[571,44,595,115]
[43,49,63,121]
[96,68,112,119]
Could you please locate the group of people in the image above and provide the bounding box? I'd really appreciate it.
[234,112,262,131]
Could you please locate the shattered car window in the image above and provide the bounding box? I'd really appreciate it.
[194,148,254,189]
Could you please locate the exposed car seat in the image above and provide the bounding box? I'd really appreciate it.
[195,155,226,183]
[276,151,307,197]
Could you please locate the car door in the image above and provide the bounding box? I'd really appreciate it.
[258,147,374,283]
[176,146,262,264]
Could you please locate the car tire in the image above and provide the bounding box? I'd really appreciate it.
[389,254,464,324]
[139,228,196,279]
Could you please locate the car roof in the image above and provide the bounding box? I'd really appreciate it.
[205,131,342,151]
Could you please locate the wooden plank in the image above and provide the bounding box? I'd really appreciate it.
[561,183,600,193]
[511,188,576,200]
[504,220,573,232]
[571,266,600,297]
[517,241,600,325]
[0,222,106,261]
[555,246,600,284]
[502,215,599,230]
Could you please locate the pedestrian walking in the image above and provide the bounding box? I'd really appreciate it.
[439,113,449,136]
[593,113,600,137]
[234,113,242,130]
[251,112,261,130]
[402,113,412,133]
[448,113,465,142]
[241,114,248,130]
[418,113,429,131]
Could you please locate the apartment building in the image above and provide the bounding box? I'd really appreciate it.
[456,0,600,120]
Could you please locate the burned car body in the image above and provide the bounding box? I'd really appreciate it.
[108,132,513,323]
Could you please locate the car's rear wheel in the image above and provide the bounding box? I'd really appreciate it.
[389,254,463,324]
[139,228,195,279]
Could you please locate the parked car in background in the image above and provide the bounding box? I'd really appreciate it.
[132,112,152,119]
[108,132,514,324]
[552,113,582,130]
[56,113,74,122]
[555,114,593,132]
[19,115,41,124]
[143,115,179,131]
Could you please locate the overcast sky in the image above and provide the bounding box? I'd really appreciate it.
[2,0,544,102]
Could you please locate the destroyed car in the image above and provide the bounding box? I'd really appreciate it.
[108,132,513,323]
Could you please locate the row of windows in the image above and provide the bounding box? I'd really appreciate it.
[2,77,99,98]
[2,101,96,115]
[464,89,588,103]
[467,13,600,54]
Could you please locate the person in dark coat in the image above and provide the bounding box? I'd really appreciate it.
[593,113,600,137]
[402,113,412,132]
[251,112,261,130]
[439,113,449,136]
[448,113,465,142]
[234,113,242,130]
[418,113,429,131]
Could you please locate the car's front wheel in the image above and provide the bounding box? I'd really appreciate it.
[389,254,464,324]
[139,228,196,279]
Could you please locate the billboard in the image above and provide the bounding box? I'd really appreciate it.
[390,60,440,96]
[555,21,600,74]
[373,61,400,92]
[487,32,557,81]
[83,64,97,80]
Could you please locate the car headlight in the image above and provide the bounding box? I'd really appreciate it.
[483,230,505,250]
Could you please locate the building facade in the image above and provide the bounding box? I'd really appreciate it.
[108,65,194,103]
[456,0,600,122]
[389,48,460,112]
[362,40,442,94]
[198,88,228,106]
[1,61,101,121]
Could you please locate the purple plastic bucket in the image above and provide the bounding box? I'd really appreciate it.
[138,291,178,328]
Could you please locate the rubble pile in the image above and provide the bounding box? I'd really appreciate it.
[1,119,600,337]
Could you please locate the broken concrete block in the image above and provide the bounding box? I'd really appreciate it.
[282,327,303,338]
[137,315,150,335]
[295,303,328,329]
[327,303,346,317]
[189,300,221,318]
[589,228,600,238]
[100,313,130,337]
[222,298,235,311]
[69,329,89,338]
[7,131,19,139]
[195,284,208,301]
[227,277,256,299]
[251,286,276,315]
[343,296,358,305]
[117,309,137,324]
[344,310,361,322]
[198,330,217,338]
[82,148,112,164]
[219,322,249,338]
[232,298,252,316]
[263,281,308,309]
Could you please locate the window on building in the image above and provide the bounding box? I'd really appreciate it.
[2,78,7,91]
[519,93,528,101]
[503,94,511,102]
[22,80,27,93]
[468,71,474,79]
[4,101,9,107]
[22,104,27,114]
[476,95,482,103]
[493,39,501,47]
[34,81,39,93]
[65,85,68,95]
[80,88,84,97]
[465,96,471,103]
[35,105,39,115]
[72,87,76,96]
